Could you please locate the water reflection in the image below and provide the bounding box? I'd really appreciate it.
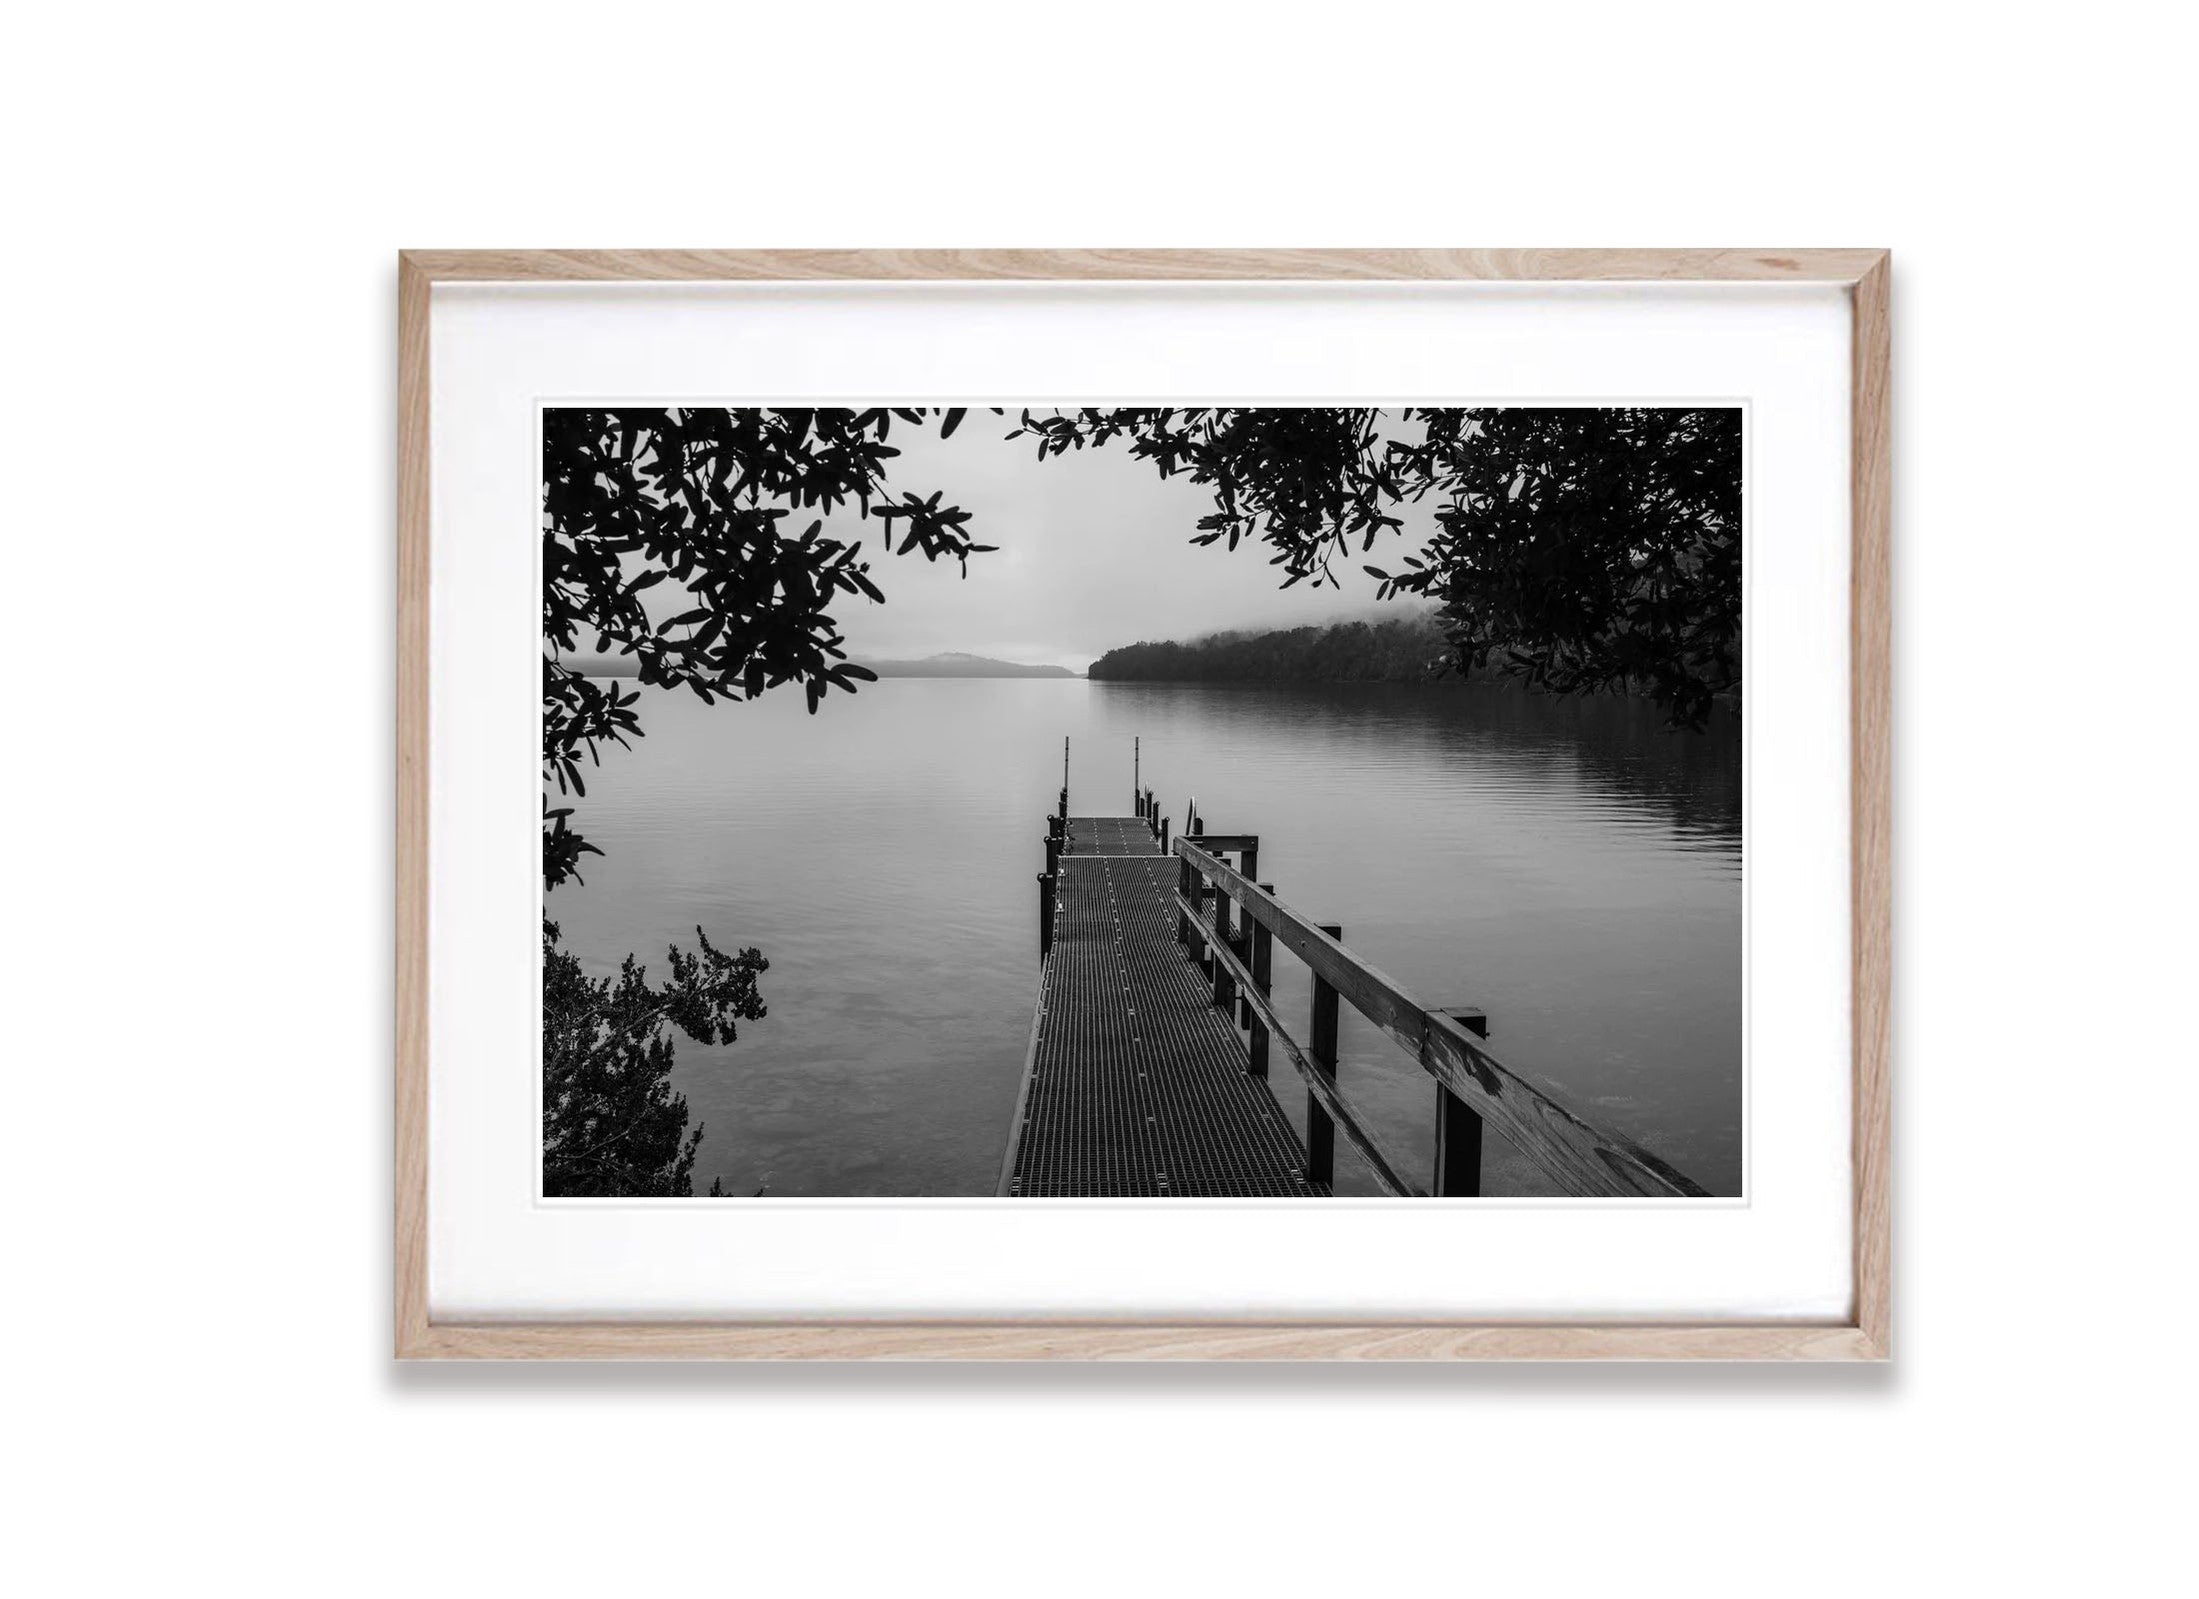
[553,678,1742,1197]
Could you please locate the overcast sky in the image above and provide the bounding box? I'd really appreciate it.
[803,412,1439,671]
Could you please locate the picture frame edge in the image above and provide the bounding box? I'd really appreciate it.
[395,246,1884,285]
[393,248,1891,1362]
[400,1319,1885,1363]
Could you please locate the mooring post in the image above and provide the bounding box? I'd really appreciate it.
[1307,923,1344,1188]
[1037,871,1056,959]
[1158,816,1169,855]
[1432,1006,1489,1196]
[1044,829,1061,878]
[1060,736,1069,823]
[1133,736,1139,813]
[1247,885,1275,1077]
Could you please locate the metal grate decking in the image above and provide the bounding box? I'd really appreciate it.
[1003,818,1322,1197]
[1066,815,1157,856]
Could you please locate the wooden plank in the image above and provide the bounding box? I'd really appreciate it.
[1177,840,1708,1198]
[394,252,431,1359]
[1181,832,1258,854]
[401,247,1888,285]
[403,1320,1882,1362]
[1177,895,1416,1198]
[1851,251,1894,1355]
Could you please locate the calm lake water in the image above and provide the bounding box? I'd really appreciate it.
[551,679,1742,1197]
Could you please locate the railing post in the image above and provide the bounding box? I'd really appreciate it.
[1195,868,1214,977]
[1307,923,1343,1188]
[1176,854,1193,946]
[1037,871,1056,958]
[1210,863,1235,1013]
[1233,842,1261,1026]
[1246,885,1275,1077]
[1432,1007,1488,1196]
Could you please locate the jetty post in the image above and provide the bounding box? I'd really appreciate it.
[1432,1007,1489,1195]
[1306,923,1344,1188]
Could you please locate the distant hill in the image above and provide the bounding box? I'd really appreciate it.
[555,650,1076,680]
[860,651,1078,679]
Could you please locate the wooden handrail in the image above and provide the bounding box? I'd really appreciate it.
[1174,837,1707,1199]
[1178,832,1258,853]
[1173,888,1417,1197]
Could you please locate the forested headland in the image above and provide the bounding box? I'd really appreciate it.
[1086,613,1462,683]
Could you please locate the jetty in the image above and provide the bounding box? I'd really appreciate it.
[1000,739,1708,1199]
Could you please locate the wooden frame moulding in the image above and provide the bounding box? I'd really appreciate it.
[397,248,1890,1360]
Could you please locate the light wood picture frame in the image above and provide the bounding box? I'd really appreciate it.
[397,248,1890,1360]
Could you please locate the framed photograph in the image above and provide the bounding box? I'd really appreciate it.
[397,249,1889,1359]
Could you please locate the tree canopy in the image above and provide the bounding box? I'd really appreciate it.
[1005,406,1741,727]
[1373,408,1741,729]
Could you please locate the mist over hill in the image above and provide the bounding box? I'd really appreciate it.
[557,649,1076,680]
[1086,614,1461,683]
[859,652,1077,679]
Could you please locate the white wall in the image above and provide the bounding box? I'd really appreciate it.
[8,2,2190,1593]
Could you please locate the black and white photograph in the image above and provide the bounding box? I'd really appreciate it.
[542,405,1742,1200]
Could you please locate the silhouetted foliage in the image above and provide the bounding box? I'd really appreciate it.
[1088,614,1457,682]
[1007,407,1740,728]
[543,407,993,887]
[542,919,767,1197]
[1005,408,1406,584]
[1372,409,1741,729]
